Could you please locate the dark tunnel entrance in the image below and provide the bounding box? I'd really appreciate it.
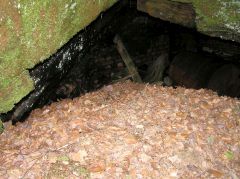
[1,0,240,124]
[52,1,240,100]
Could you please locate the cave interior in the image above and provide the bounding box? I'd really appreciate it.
[52,1,240,100]
[1,0,240,124]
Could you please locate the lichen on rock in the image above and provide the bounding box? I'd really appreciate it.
[0,118,4,134]
[139,0,240,42]
[0,0,118,114]
[175,0,240,41]
[193,0,240,41]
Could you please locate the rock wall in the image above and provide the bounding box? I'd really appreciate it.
[137,0,240,42]
[0,0,118,114]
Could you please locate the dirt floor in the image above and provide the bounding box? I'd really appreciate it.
[0,81,239,178]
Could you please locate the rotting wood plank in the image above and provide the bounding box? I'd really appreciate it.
[113,34,142,83]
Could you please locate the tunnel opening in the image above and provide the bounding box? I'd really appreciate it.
[1,0,240,125]
[51,1,240,101]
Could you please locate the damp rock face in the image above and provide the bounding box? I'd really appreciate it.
[1,0,128,124]
[137,0,240,43]
[0,0,118,115]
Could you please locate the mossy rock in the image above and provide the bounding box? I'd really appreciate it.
[0,119,4,134]
[0,0,118,114]
[190,0,240,42]
[138,0,240,42]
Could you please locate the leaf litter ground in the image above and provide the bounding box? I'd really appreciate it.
[0,81,239,178]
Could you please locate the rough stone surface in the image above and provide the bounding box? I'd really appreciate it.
[0,119,4,134]
[138,0,240,42]
[0,0,118,114]
[0,0,127,124]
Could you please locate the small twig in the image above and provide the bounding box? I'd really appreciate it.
[49,142,76,152]
[21,141,77,178]
[21,154,43,179]
[111,73,136,83]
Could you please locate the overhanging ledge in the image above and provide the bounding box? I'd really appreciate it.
[137,0,240,43]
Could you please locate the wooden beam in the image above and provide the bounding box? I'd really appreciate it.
[113,34,142,83]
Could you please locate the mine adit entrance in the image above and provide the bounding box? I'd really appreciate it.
[1,0,240,125]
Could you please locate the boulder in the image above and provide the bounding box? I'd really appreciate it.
[0,0,118,115]
[137,0,240,43]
